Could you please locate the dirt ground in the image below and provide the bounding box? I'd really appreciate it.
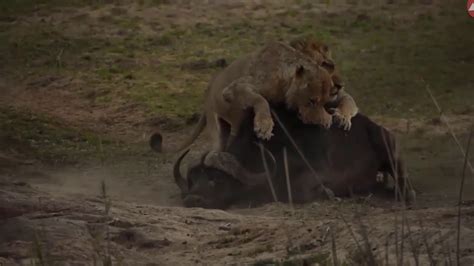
[1,0,474,265]
[2,174,474,265]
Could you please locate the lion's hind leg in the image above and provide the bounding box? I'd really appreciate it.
[217,117,242,152]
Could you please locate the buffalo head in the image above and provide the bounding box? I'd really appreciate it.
[173,145,276,209]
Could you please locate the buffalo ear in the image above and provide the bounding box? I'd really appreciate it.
[295,65,305,78]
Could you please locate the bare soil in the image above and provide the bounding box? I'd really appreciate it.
[2,174,474,265]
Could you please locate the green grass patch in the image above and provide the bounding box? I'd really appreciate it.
[1,1,472,127]
[0,107,113,163]
[331,7,474,118]
[0,0,91,17]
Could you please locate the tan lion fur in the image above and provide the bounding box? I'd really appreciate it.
[208,41,334,150]
[289,36,359,130]
[154,41,334,153]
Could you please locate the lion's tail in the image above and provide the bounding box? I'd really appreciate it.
[150,114,207,154]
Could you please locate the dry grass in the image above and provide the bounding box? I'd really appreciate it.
[258,142,278,202]
[456,127,473,265]
[425,83,474,177]
[271,109,334,200]
[264,79,474,265]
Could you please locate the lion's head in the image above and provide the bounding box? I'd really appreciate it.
[290,36,335,74]
[285,64,334,125]
[290,36,345,102]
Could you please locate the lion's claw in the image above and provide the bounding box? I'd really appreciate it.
[332,110,352,131]
[254,116,274,140]
[321,116,332,129]
[316,112,332,129]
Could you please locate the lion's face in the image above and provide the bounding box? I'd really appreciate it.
[290,37,344,103]
[286,65,333,123]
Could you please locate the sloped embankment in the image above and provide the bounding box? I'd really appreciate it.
[2,175,474,265]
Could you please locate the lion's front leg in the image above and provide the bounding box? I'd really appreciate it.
[330,90,358,131]
[222,78,274,140]
[253,100,274,140]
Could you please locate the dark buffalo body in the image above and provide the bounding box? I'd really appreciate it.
[170,106,410,209]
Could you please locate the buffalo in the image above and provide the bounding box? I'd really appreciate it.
[156,106,414,209]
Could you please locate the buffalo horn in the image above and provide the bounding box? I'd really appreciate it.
[173,149,191,193]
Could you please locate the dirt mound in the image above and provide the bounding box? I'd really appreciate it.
[2,175,474,265]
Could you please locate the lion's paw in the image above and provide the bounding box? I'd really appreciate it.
[332,109,352,131]
[254,116,274,140]
[319,112,333,129]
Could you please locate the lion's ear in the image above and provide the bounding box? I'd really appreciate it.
[321,44,330,54]
[295,65,305,78]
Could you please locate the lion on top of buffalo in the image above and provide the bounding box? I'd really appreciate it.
[152,39,355,154]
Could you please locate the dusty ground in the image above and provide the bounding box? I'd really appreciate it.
[1,0,474,265]
[2,175,474,265]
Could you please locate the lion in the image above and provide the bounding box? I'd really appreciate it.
[151,41,334,153]
[289,36,359,130]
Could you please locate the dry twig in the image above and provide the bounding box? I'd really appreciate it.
[456,126,473,266]
[271,110,371,263]
[271,109,334,199]
[416,215,436,265]
[283,147,293,210]
[330,225,339,266]
[425,83,474,177]
[258,142,278,202]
